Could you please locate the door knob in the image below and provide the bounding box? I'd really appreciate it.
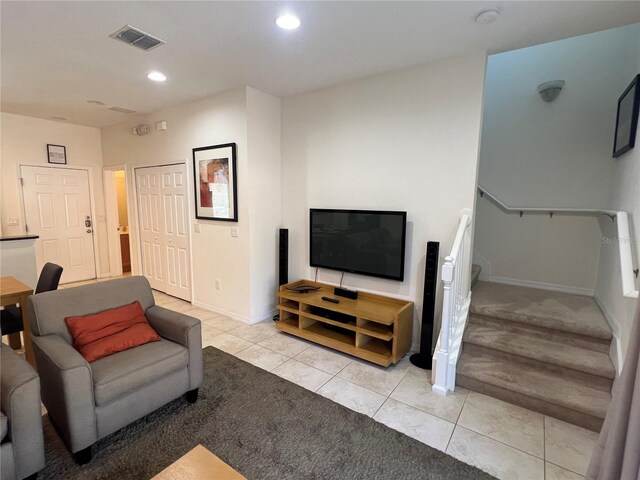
[86,229,92,233]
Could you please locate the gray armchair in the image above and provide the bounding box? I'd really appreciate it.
[27,276,202,464]
[1,344,45,480]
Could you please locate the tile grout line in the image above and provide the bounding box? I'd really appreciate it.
[453,389,470,425]
[389,394,457,426]
[370,364,413,418]
[453,424,547,462]
[545,460,584,477]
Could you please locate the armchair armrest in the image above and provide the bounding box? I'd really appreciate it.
[31,335,97,452]
[0,345,45,480]
[145,305,203,390]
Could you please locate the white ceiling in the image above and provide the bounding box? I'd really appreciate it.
[2,1,639,128]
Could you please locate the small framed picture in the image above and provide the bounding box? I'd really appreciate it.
[47,144,67,164]
[613,74,640,158]
[192,143,238,221]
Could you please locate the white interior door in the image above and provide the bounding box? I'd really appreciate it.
[160,165,191,299]
[136,167,166,291]
[136,164,191,300]
[21,166,96,284]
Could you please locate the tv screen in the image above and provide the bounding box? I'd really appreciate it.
[310,209,407,281]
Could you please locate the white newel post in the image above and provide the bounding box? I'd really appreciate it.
[432,256,455,395]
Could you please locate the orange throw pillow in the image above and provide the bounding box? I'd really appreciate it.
[65,301,160,362]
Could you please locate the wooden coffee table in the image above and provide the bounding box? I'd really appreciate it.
[153,445,246,480]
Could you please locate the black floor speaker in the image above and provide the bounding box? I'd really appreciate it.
[410,241,439,369]
[278,229,289,286]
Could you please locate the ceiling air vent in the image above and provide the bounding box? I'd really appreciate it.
[108,106,137,114]
[109,25,165,51]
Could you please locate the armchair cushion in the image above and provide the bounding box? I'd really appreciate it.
[65,301,160,362]
[91,339,188,406]
[0,344,45,479]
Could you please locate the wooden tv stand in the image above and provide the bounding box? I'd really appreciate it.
[276,280,414,367]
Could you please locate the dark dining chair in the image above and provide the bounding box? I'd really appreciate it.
[1,262,63,349]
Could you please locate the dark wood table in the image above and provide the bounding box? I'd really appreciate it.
[1,276,35,366]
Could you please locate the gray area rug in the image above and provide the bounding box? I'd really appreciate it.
[40,347,494,479]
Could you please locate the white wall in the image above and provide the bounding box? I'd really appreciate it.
[475,24,640,295]
[101,87,282,323]
[246,87,282,321]
[474,195,602,294]
[0,112,109,274]
[479,24,639,209]
[594,25,640,368]
[281,52,487,347]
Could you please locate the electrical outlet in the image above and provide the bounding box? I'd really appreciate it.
[7,218,19,226]
[215,279,221,290]
[231,227,239,238]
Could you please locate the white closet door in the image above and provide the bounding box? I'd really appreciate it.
[136,164,191,300]
[21,166,96,284]
[136,168,166,291]
[160,165,191,300]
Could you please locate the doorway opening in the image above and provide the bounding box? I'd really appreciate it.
[114,171,131,273]
[103,166,132,278]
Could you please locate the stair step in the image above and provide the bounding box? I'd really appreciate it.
[471,281,612,341]
[457,350,611,432]
[470,314,610,353]
[464,321,615,380]
[462,344,613,393]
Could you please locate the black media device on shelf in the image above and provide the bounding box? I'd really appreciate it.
[310,209,407,282]
[334,287,358,300]
[279,228,288,286]
[410,241,439,370]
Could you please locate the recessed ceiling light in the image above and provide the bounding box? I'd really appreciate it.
[474,8,500,24]
[51,116,67,121]
[147,71,167,82]
[87,100,105,106]
[276,14,301,30]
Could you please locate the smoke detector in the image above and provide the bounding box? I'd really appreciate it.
[109,25,165,51]
[474,8,500,24]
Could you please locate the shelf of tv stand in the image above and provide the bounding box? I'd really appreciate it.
[276,280,414,367]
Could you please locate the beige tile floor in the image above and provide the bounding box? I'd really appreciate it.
[4,277,599,480]
[153,290,598,480]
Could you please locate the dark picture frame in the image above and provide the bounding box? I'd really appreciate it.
[47,144,67,164]
[192,142,238,221]
[613,74,640,158]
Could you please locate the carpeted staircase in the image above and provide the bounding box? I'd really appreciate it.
[456,278,614,432]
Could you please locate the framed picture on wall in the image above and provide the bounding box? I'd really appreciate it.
[613,74,640,158]
[192,142,238,221]
[47,144,67,164]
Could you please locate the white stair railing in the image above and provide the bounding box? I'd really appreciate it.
[617,212,639,299]
[432,212,472,396]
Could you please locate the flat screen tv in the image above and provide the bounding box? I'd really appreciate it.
[310,209,407,281]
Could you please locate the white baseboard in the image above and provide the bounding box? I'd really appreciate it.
[191,300,276,325]
[251,308,278,324]
[487,275,594,297]
[191,300,250,324]
[593,293,623,376]
[472,250,492,281]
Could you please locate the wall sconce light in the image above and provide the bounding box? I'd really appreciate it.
[537,80,565,102]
